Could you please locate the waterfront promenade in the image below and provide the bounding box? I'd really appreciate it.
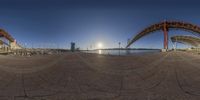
[0,51,199,100]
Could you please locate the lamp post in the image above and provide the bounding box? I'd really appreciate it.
[119,42,121,56]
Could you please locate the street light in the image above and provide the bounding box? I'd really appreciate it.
[119,42,121,56]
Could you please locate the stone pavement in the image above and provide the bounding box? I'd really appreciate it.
[0,52,199,100]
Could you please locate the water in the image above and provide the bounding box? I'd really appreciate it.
[82,49,160,56]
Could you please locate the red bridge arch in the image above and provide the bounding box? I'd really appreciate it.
[126,21,200,49]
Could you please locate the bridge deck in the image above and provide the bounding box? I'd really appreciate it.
[0,52,199,100]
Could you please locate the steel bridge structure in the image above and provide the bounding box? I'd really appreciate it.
[0,29,15,42]
[0,28,21,50]
[126,21,200,49]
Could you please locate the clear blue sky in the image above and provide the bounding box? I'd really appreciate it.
[0,0,200,49]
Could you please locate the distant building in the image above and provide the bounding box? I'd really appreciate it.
[71,42,75,52]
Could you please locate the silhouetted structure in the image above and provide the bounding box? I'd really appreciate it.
[71,42,75,52]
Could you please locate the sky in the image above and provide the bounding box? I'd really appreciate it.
[0,0,200,49]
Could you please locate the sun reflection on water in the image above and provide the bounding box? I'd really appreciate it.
[98,50,102,54]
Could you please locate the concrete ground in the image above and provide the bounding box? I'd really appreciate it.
[0,51,199,100]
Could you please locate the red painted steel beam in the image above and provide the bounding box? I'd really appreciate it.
[126,21,200,48]
[163,22,168,49]
[0,29,15,42]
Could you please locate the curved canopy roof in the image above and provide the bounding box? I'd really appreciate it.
[171,35,200,47]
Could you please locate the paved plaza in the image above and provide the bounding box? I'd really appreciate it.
[0,52,199,100]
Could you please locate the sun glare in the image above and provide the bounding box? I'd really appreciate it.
[97,42,103,49]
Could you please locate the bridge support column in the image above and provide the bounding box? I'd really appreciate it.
[163,22,168,50]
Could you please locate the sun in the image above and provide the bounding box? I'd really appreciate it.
[97,42,103,49]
